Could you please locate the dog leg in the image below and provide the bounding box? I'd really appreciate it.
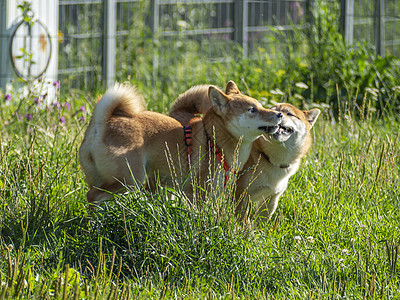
[256,192,283,222]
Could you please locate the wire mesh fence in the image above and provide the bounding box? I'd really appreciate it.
[2,0,399,91]
[58,0,104,90]
[56,0,329,90]
[351,0,400,57]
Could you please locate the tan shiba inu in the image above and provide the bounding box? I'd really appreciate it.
[79,81,283,205]
[169,84,320,220]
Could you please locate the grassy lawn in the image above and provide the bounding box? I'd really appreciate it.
[0,79,399,299]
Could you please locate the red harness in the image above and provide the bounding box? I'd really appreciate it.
[209,139,231,186]
[183,125,192,161]
[183,125,231,186]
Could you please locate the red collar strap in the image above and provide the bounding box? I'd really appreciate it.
[183,125,232,186]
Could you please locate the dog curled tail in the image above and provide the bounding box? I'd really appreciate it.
[169,85,211,125]
[93,83,145,125]
[79,83,145,189]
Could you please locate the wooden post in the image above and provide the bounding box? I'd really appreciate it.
[376,0,385,57]
[104,0,116,88]
[234,0,248,57]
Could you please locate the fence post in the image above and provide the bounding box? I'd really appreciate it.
[103,0,116,88]
[0,0,13,89]
[343,0,354,46]
[376,0,385,57]
[305,0,314,41]
[234,0,248,57]
[305,0,314,26]
[149,0,159,34]
[149,0,160,88]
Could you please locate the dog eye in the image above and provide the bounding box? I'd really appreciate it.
[249,107,258,113]
[286,112,294,117]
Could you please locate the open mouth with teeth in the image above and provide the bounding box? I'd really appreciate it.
[273,125,294,135]
[258,125,280,134]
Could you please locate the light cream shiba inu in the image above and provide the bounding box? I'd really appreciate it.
[79,81,283,205]
[169,84,320,220]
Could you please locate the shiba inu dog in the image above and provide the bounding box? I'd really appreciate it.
[169,84,320,220]
[79,81,283,205]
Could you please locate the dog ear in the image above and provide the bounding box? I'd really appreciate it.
[304,108,321,128]
[225,80,240,95]
[209,86,229,115]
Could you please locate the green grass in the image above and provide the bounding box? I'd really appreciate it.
[0,79,399,299]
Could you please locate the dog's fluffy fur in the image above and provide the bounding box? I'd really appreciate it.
[79,81,283,205]
[169,84,320,220]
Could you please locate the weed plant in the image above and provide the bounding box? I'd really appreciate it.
[0,74,399,298]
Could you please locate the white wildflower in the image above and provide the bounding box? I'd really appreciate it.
[295,82,308,89]
[177,20,188,28]
[270,88,285,95]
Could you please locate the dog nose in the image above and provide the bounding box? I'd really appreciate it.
[277,112,283,118]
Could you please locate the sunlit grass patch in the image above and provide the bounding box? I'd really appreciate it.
[1,75,399,298]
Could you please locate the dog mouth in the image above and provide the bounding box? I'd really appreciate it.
[273,125,294,135]
[258,125,280,134]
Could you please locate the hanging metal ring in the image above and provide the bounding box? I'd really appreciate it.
[9,17,52,81]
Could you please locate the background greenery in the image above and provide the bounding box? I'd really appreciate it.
[1,0,399,298]
[56,0,400,115]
